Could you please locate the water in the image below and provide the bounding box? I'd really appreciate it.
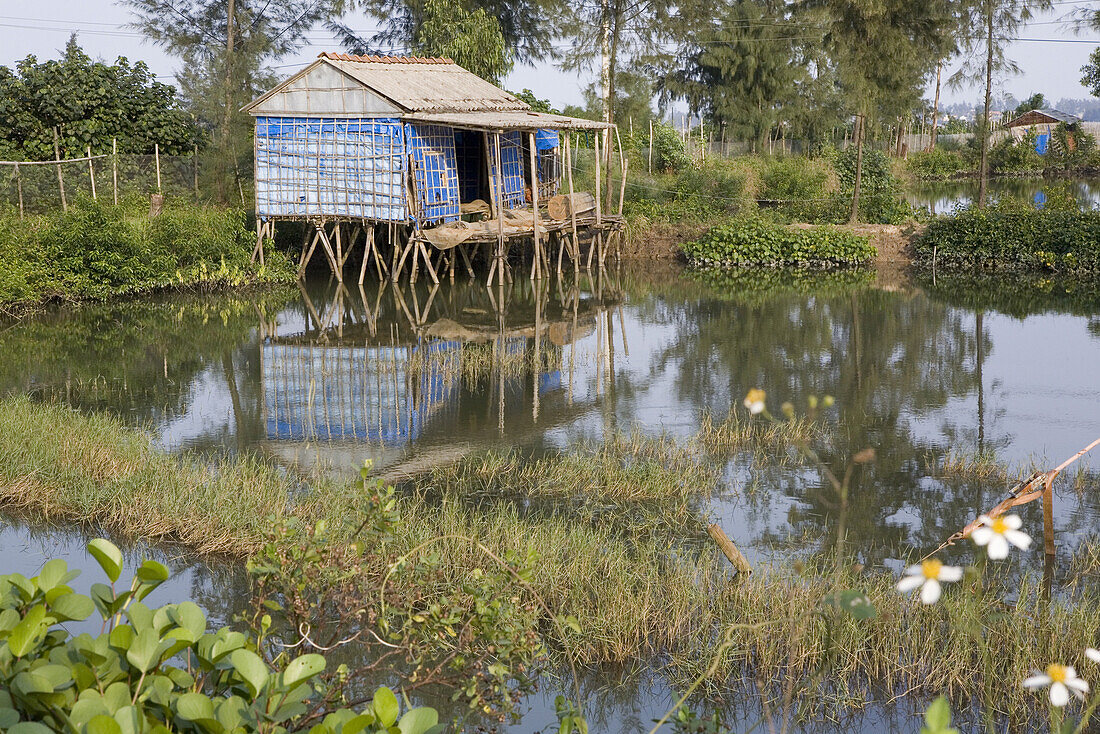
[905,176,1100,213]
[2,266,1099,731]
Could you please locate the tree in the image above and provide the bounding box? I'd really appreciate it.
[0,38,199,161]
[952,0,1052,207]
[123,0,343,201]
[1082,47,1100,98]
[409,0,512,83]
[1011,92,1047,118]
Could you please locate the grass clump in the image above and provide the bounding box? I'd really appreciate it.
[682,217,876,268]
[0,195,292,310]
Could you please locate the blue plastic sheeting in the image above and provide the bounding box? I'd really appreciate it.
[488,132,527,209]
[405,123,460,225]
[1034,191,1047,209]
[1035,132,1049,155]
[535,129,559,150]
[262,340,460,444]
[255,116,407,221]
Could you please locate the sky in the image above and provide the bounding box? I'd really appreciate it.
[0,0,1097,115]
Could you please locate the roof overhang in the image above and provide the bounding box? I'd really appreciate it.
[403,110,613,131]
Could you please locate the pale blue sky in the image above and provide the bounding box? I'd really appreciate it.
[1,1,1096,114]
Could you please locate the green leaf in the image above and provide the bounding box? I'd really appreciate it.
[398,707,438,734]
[372,686,399,728]
[37,558,75,592]
[170,601,206,640]
[88,539,123,583]
[230,648,269,697]
[7,604,47,657]
[920,696,958,734]
[8,723,54,734]
[175,692,215,721]
[51,592,95,622]
[85,714,124,734]
[283,653,326,688]
[126,628,164,673]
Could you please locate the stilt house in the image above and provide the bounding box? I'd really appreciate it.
[244,53,621,284]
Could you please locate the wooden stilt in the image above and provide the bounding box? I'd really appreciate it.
[492,132,506,287]
[528,132,542,280]
[458,244,476,278]
[299,229,322,278]
[359,227,375,285]
[316,224,341,282]
[565,134,579,274]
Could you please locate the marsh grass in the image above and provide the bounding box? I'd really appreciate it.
[5,397,1100,722]
[933,449,1012,484]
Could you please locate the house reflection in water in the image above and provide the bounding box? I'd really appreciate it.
[258,275,618,479]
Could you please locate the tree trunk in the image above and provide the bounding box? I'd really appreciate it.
[929,62,942,151]
[978,0,993,209]
[848,113,864,224]
[222,0,236,202]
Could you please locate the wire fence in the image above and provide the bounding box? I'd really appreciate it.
[0,153,201,215]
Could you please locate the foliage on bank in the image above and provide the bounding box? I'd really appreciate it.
[0,196,292,310]
[913,208,1100,272]
[682,218,876,268]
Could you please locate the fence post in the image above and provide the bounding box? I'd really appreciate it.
[112,138,118,205]
[193,143,199,201]
[87,146,97,200]
[52,126,67,212]
[14,163,23,220]
[155,143,162,193]
[648,119,653,173]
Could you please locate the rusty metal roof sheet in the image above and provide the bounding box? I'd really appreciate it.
[404,109,613,131]
[322,55,529,113]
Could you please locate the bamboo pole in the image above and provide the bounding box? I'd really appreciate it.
[52,127,67,212]
[528,132,542,280]
[193,143,199,201]
[565,134,579,274]
[87,146,97,200]
[708,523,752,574]
[13,163,23,220]
[154,143,162,193]
[648,119,653,173]
[112,138,118,205]
[589,131,602,270]
[492,132,506,286]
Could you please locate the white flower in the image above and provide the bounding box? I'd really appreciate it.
[896,559,963,605]
[971,514,1031,559]
[743,389,766,415]
[1023,664,1089,707]
[1086,648,1100,664]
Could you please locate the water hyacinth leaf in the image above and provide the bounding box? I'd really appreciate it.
[85,714,124,734]
[87,540,123,583]
[70,697,112,727]
[12,671,54,695]
[126,628,165,673]
[49,592,94,622]
[0,708,19,728]
[398,707,439,734]
[920,696,958,734]
[229,649,269,697]
[284,653,326,688]
[822,590,877,620]
[37,558,75,592]
[372,686,400,727]
[175,692,215,722]
[33,664,73,690]
[7,723,54,734]
[7,605,47,657]
[170,601,206,640]
[113,705,142,734]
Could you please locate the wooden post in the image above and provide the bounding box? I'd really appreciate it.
[648,119,653,173]
[565,133,579,274]
[87,146,97,200]
[193,143,199,200]
[492,132,506,286]
[154,143,162,193]
[112,138,118,205]
[14,163,23,220]
[528,131,542,280]
[52,127,67,212]
[589,131,602,270]
[1043,481,1055,557]
[616,126,627,216]
[707,523,752,575]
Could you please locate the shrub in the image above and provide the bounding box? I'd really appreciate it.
[913,208,1100,272]
[0,537,442,734]
[681,217,876,268]
[760,157,831,201]
[831,148,913,224]
[906,149,967,180]
[651,122,690,172]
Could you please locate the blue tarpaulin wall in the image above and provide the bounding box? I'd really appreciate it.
[255,116,407,221]
[488,132,527,209]
[405,123,460,225]
[1035,131,1050,155]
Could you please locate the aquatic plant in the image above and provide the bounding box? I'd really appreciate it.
[682,217,876,268]
[0,537,441,734]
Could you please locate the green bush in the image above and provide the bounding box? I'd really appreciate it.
[828,148,912,224]
[760,157,830,201]
[0,196,292,308]
[906,149,967,180]
[913,208,1100,272]
[0,537,442,734]
[651,122,690,173]
[681,217,876,268]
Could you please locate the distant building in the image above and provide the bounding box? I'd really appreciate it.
[1005,108,1082,154]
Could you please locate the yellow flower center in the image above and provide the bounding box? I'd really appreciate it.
[991,517,1009,534]
[921,559,943,580]
[1047,664,1068,683]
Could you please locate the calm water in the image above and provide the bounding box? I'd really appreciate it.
[905,176,1100,213]
[3,265,1100,731]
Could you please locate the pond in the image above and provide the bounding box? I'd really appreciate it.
[2,265,1099,731]
[905,175,1100,213]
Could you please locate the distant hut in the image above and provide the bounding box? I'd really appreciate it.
[244,53,619,284]
[1005,108,1082,155]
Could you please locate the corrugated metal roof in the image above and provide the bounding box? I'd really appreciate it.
[404,110,612,131]
[323,55,529,113]
[1006,108,1082,126]
[318,52,454,64]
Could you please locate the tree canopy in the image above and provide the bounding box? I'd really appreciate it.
[0,38,199,161]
